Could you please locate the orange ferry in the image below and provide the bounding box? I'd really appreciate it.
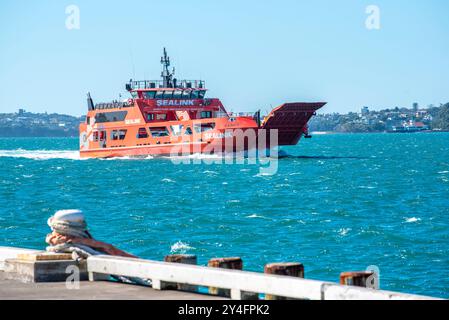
[79,49,326,158]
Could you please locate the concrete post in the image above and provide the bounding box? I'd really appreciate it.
[264,262,304,300]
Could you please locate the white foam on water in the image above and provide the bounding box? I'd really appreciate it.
[405,217,421,223]
[170,241,195,254]
[161,178,175,183]
[337,228,351,236]
[0,149,82,160]
[246,214,264,219]
[438,171,449,174]
[163,153,223,161]
[102,155,155,161]
[253,172,273,178]
[203,170,219,175]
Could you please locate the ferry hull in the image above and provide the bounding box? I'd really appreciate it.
[79,102,326,159]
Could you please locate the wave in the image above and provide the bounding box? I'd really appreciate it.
[0,149,82,160]
[405,217,421,223]
[170,241,195,254]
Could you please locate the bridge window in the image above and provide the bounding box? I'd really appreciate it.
[201,111,213,119]
[194,123,215,133]
[163,91,173,99]
[155,91,164,99]
[111,129,127,140]
[173,90,182,99]
[182,90,192,99]
[191,91,199,99]
[190,90,206,99]
[143,91,156,99]
[184,127,193,135]
[137,128,148,139]
[149,127,170,137]
[170,125,184,136]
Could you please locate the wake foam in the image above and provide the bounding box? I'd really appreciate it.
[0,149,81,160]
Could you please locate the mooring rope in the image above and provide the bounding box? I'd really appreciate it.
[45,210,150,286]
[46,210,136,258]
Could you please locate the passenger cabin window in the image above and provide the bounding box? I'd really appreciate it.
[184,127,193,135]
[149,127,170,137]
[111,129,127,140]
[194,123,215,133]
[201,111,213,119]
[170,125,184,136]
[137,128,148,139]
[143,91,156,99]
[147,113,166,121]
[95,111,127,123]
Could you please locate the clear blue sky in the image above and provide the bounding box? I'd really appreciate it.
[1,0,448,116]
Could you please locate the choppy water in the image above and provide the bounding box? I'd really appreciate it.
[0,133,448,298]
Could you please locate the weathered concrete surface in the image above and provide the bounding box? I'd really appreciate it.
[0,272,227,300]
[0,247,42,271]
[4,259,88,283]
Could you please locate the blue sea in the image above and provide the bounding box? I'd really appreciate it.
[0,133,448,298]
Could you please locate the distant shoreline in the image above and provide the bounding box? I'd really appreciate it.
[1,130,448,138]
[310,130,449,135]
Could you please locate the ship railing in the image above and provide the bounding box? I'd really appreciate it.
[94,101,130,110]
[127,79,206,90]
[227,112,257,118]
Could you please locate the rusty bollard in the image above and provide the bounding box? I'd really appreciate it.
[340,271,378,289]
[207,257,258,299]
[264,263,305,300]
[163,254,198,292]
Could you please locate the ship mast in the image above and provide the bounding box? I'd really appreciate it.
[161,47,175,88]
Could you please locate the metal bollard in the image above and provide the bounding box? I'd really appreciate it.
[162,254,198,292]
[340,271,378,289]
[264,262,304,300]
[207,257,258,299]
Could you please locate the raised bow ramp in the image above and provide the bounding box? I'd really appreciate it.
[262,102,326,145]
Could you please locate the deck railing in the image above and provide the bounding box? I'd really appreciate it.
[127,80,206,90]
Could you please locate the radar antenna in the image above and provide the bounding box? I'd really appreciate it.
[161,47,175,88]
